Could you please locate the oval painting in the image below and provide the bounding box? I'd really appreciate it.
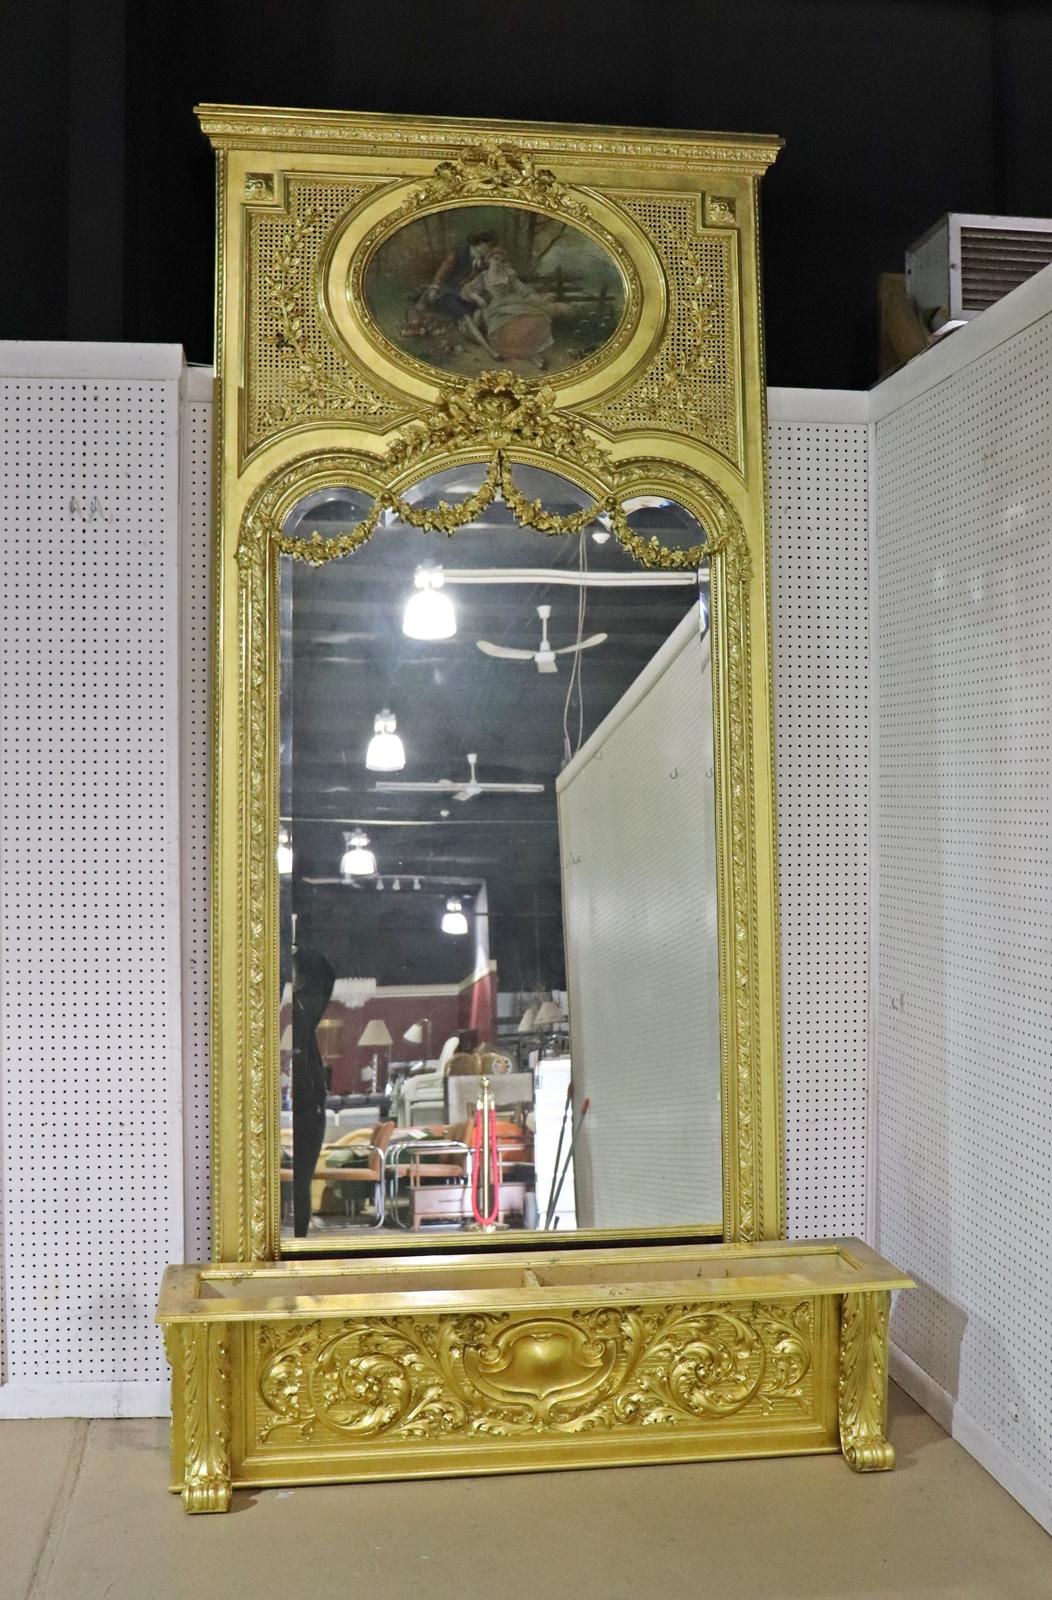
[362,203,627,379]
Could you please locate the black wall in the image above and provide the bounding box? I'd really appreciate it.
[5,0,1051,387]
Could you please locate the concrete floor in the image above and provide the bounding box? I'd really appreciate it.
[3,1385,1050,1600]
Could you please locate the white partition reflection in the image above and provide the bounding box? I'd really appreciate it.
[558,603,721,1229]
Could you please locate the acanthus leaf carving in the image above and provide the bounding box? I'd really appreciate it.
[839,1292,895,1471]
[178,1323,233,1513]
[254,1300,813,1446]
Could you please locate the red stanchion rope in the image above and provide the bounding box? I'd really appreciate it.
[470,1102,499,1227]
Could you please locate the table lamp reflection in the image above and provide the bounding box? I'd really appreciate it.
[403,1017,432,1064]
[357,1018,393,1089]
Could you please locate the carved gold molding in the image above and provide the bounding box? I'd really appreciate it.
[160,1245,912,1508]
[838,1292,896,1471]
[166,1323,233,1513]
[206,109,784,1260]
[253,1300,814,1445]
[227,368,765,1258]
[196,105,782,174]
[394,143,592,222]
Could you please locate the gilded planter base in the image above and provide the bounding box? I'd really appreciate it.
[158,1240,912,1512]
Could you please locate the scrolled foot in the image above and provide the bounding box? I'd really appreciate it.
[183,1476,232,1513]
[838,1291,896,1474]
[842,1432,896,1472]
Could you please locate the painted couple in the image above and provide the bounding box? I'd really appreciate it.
[422,230,563,366]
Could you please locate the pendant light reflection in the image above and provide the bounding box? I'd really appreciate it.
[403,565,456,640]
[340,829,377,878]
[365,708,406,772]
[276,827,293,877]
[441,897,468,936]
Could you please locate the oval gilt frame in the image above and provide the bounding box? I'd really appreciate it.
[322,182,665,410]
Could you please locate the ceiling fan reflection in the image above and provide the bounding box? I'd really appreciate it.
[374,751,543,803]
[476,605,607,675]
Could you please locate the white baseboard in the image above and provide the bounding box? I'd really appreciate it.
[891,1344,1052,1537]
[0,1381,170,1419]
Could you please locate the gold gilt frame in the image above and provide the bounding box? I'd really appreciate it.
[197,105,785,1261]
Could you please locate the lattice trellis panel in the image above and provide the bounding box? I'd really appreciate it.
[247,179,397,448]
[769,416,871,1240]
[0,368,185,1387]
[586,197,737,463]
[874,311,1052,1511]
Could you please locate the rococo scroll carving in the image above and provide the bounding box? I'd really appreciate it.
[838,1292,895,1471]
[254,1300,814,1445]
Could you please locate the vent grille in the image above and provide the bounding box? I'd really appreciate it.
[960,227,1052,312]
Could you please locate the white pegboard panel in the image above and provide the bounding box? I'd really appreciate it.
[767,408,871,1239]
[0,357,185,1397]
[179,373,213,1262]
[873,308,1052,1523]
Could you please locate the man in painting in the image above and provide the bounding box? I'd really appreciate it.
[423,229,501,357]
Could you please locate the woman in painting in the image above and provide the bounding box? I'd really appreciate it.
[463,246,564,368]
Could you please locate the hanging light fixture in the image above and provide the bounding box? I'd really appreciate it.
[402,564,456,640]
[276,827,293,876]
[340,829,376,878]
[365,708,406,772]
[441,896,468,936]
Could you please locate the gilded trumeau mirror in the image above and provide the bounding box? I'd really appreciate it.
[198,106,784,1261]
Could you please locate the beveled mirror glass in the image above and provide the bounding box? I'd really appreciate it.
[277,467,720,1243]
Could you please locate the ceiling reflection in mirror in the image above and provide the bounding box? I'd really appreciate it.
[278,466,720,1243]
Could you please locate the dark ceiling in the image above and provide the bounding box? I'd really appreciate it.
[282,470,707,990]
[6,2,1052,388]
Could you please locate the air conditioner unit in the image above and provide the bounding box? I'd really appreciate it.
[906,213,1052,329]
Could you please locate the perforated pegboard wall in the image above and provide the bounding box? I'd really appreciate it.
[179,380,213,1262]
[173,394,875,1253]
[0,359,185,1392]
[768,411,871,1239]
[874,310,1052,1513]
[0,363,875,1406]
